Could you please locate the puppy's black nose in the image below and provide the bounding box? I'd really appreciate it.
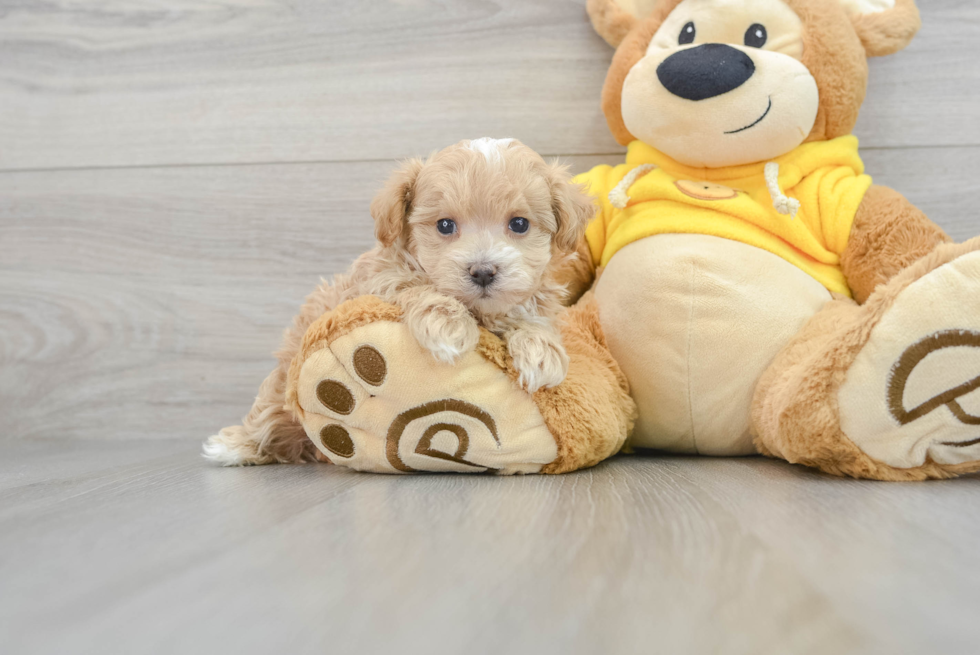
[657,44,755,101]
[469,265,496,288]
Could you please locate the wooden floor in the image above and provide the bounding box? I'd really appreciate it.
[3,440,980,655]
[1,1,979,653]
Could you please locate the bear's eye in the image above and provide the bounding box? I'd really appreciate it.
[436,219,456,235]
[744,23,767,48]
[678,21,696,45]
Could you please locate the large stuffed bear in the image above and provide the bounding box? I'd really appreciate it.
[226,0,980,480]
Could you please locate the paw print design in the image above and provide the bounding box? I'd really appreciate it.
[888,330,980,431]
[290,311,558,475]
[839,248,980,468]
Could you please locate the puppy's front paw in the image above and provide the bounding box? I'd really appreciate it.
[508,330,570,393]
[406,298,480,364]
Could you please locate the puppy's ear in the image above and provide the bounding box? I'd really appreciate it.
[547,162,598,254]
[839,0,920,57]
[370,158,425,247]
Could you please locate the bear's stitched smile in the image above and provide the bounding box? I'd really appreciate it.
[724,97,772,135]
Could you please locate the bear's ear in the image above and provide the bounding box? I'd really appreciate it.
[839,0,920,57]
[587,0,660,47]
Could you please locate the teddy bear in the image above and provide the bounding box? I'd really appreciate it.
[283,0,980,480]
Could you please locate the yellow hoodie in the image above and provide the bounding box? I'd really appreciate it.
[575,136,873,297]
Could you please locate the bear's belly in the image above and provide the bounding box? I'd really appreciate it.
[594,234,833,455]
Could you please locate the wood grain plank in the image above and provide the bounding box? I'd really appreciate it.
[3,441,979,654]
[855,1,980,150]
[1,147,977,444]
[1,1,978,171]
[0,442,853,654]
[0,0,619,170]
[664,457,980,655]
[0,161,386,442]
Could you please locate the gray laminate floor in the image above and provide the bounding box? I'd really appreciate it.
[2,1,980,653]
[3,439,980,655]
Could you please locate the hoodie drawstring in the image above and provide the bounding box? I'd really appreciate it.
[609,164,656,209]
[764,162,800,218]
[611,161,799,219]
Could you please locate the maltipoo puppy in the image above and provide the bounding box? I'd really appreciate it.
[204,137,596,466]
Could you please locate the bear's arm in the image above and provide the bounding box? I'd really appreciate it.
[560,162,636,306]
[840,185,952,304]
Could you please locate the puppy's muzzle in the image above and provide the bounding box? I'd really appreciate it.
[469,264,497,289]
[657,44,755,101]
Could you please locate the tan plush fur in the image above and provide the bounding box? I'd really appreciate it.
[581,0,980,481]
[600,0,685,146]
[841,185,952,303]
[469,292,636,474]
[204,139,595,466]
[282,292,634,474]
[284,296,404,423]
[753,238,980,481]
[212,0,965,479]
[850,0,920,57]
[787,0,870,143]
[593,0,918,147]
[538,294,637,473]
[587,0,643,47]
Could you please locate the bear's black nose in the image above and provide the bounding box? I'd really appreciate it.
[657,44,755,101]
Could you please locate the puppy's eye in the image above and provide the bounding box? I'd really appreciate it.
[745,23,767,48]
[678,21,696,45]
[436,219,456,235]
[508,217,530,234]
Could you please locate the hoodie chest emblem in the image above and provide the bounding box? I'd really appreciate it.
[674,180,740,201]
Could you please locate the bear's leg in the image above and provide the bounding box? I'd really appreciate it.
[286,294,633,474]
[752,238,980,481]
[539,294,637,473]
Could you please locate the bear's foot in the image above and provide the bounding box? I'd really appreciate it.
[285,296,560,474]
[754,239,980,480]
[838,242,980,473]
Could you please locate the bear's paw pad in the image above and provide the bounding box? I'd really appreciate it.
[840,249,980,469]
[294,320,558,475]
